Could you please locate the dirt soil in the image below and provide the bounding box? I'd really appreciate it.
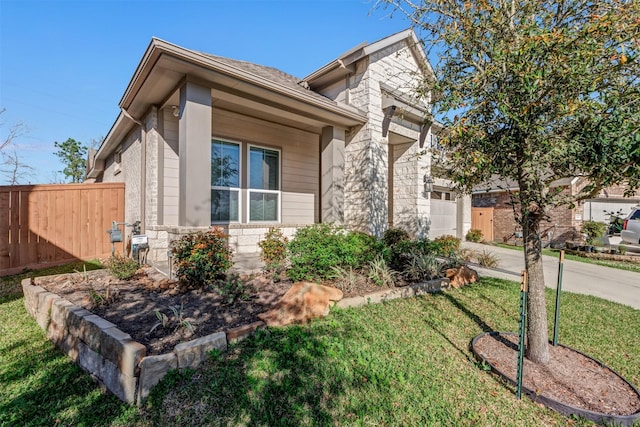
[35,267,393,356]
[474,332,640,417]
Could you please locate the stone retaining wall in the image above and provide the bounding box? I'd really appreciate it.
[22,277,449,405]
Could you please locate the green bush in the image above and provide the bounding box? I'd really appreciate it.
[402,251,441,282]
[170,228,234,289]
[465,228,483,242]
[581,220,607,245]
[287,224,382,281]
[432,235,461,257]
[385,238,439,271]
[382,228,410,246]
[105,253,139,280]
[258,228,289,271]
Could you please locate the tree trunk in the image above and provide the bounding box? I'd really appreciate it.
[523,216,550,364]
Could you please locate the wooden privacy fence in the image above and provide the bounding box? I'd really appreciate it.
[0,183,125,276]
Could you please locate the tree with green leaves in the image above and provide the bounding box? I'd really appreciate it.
[53,138,88,183]
[379,0,640,364]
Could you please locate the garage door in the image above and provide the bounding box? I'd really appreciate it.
[429,190,457,238]
[583,201,637,222]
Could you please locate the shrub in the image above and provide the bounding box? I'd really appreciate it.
[329,266,360,293]
[287,224,382,281]
[465,229,483,242]
[383,228,410,247]
[581,221,607,245]
[386,238,440,271]
[258,228,289,271]
[368,254,397,287]
[105,253,139,280]
[402,251,441,282]
[432,235,461,257]
[476,250,499,268]
[170,228,233,289]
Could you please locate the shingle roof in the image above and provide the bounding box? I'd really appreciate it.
[199,52,336,105]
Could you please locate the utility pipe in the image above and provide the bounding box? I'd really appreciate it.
[120,107,147,235]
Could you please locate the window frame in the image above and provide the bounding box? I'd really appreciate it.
[246,143,281,223]
[210,138,242,224]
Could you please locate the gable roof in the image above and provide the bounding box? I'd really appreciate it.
[302,28,434,90]
[89,38,367,178]
[199,53,333,105]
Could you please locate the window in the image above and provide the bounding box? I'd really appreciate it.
[248,145,280,222]
[211,140,240,222]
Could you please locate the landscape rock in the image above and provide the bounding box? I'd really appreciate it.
[446,266,479,288]
[258,281,343,327]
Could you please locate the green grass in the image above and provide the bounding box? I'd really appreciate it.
[494,242,640,273]
[139,279,640,426]
[2,263,639,426]
[0,261,140,427]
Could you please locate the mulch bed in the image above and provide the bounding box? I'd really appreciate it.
[35,267,395,356]
[473,332,640,417]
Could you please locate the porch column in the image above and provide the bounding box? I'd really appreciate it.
[321,126,345,223]
[178,81,211,227]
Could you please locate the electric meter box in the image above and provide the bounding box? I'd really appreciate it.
[108,228,123,243]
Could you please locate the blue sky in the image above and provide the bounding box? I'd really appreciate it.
[0,0,413,184]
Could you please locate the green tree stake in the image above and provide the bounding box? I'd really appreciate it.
[553,251,565,346]
[516,271,528,399]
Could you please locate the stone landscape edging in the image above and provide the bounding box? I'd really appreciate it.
[22,276,450,405]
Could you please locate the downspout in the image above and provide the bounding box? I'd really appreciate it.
[121,107,147,234]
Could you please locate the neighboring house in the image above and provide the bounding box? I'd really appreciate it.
[86,29,471,264]
[472,178,640,244]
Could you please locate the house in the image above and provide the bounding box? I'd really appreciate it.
[472,178,640,244]
[86,29,471,264]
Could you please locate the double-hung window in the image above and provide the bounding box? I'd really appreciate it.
[211,140,240,223]
[248,145,280,222]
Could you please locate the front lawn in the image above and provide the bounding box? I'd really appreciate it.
[0,262,139,427]
[2,264,638,426]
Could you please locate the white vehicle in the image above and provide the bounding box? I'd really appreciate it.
[620,206,640,245]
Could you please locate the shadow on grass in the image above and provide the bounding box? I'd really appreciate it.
[143,320,381,426]
[147,326,359,426]
[0,301,135,427]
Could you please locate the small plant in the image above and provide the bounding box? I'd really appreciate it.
[171,227,234,289]
[150,303,194,334]
[432,235,461,257]
[456,248,477,263]
[258,228,289,272]
[329,265,360,294]
[465,229,483,242]
[403,251,441,282]
[475,250,499,268]
[216,274,249,304]
[581,221,607,245]
[618,245,627,255]
[367,254,397,287]
[105,253,139,280]
[88,285,118,307]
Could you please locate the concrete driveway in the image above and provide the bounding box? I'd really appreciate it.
[462,242,640,310]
